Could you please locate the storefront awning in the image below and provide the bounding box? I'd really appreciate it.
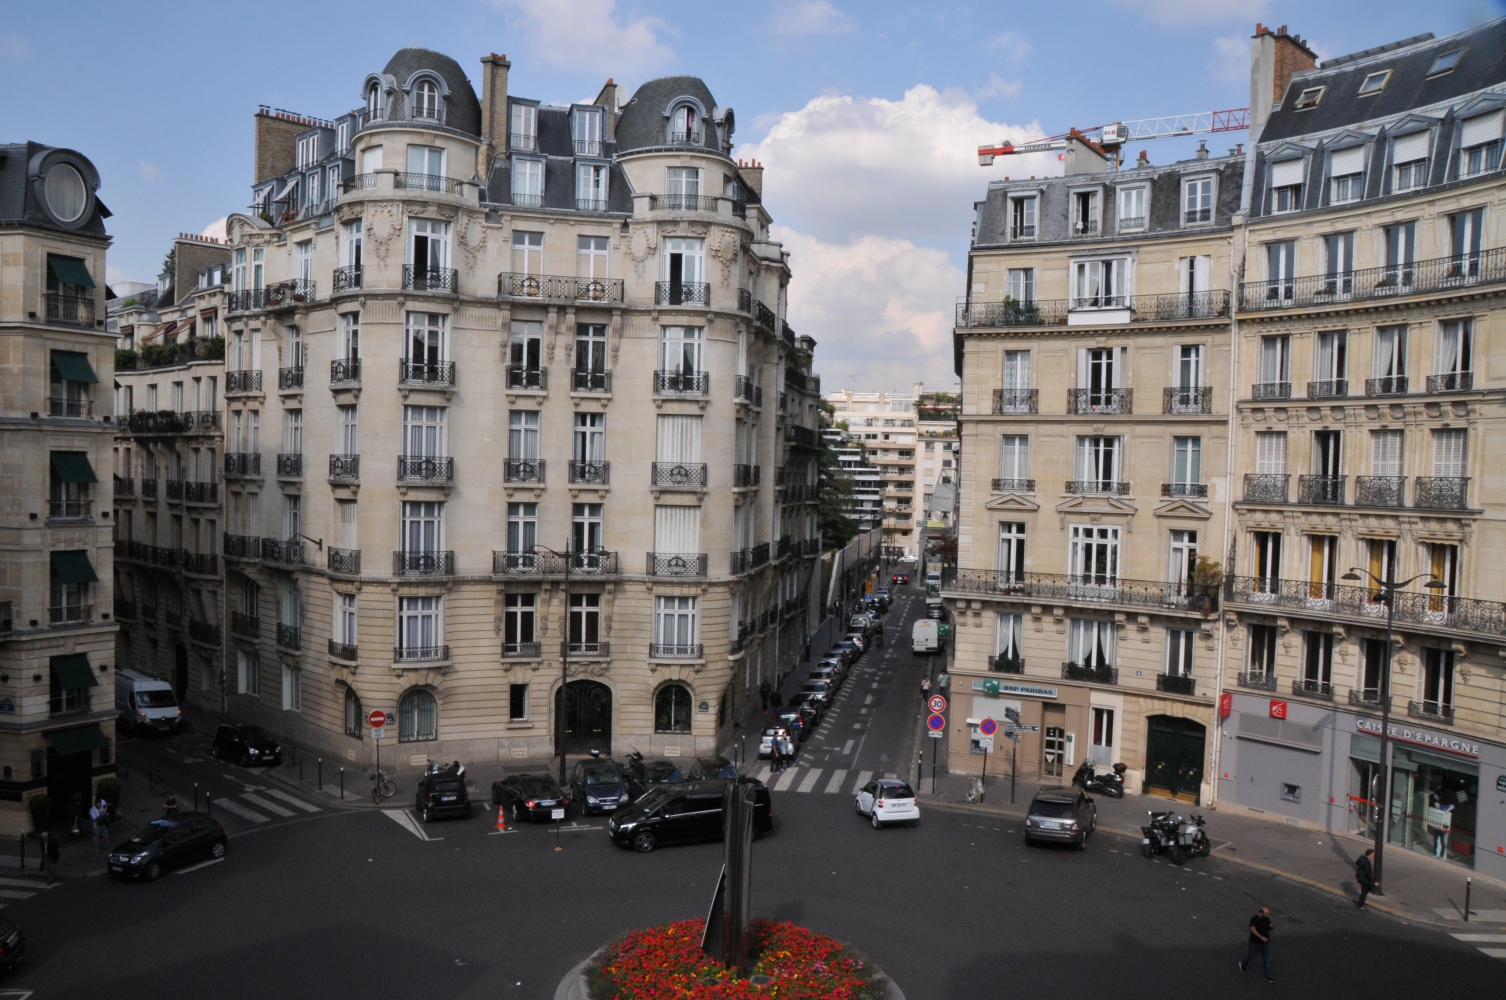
[50,350,98,383]
[50,550,98,584]
[49,653,97,690]
[44,725,109,757]
[47,255,96,289]
[50,451,98,484]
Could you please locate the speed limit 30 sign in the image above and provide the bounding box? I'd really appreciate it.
[927,694,947,715]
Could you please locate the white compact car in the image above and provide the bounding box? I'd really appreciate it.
[855,778,920,829]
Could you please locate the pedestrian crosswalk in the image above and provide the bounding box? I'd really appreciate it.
[751,765,898,796]
[0,873,58,909]
[209,786,325,824]
[1451,932,1506,960]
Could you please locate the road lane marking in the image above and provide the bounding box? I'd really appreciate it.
[772,769,799,792]
[754,766,771,782]
[0,891,34,900]
[212,798,270,823]
[797,769,823,793]
[841,740,854,755]
[825,770,847,793]
[264,788,322,812]
[172,858,225,875]
[864,695,873,705]
[240,793,296,818]
[0,878,55,890]
[854,770,873,791]
[383,808,443,841]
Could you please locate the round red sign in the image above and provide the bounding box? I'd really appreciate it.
[928,695,948,714]
[368,710,387,728]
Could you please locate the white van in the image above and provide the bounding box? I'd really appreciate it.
[912,619,939,655]
[116,668,182,735]
[925,571,942,592]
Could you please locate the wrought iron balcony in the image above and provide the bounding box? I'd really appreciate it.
[1407,700,1455,724]
[1307,379,1347,399]
[330,357,361,384]
[511,192,543,208]
[753,300,777,331]
[223,534,260,559]
[1062,661,1117,685]
[47,604,93,627]
[1348,688,1383,708]
[279,366,305,391]
[1428,372,1473,393]
[803,538,822,556]
[1413,477,1469,509]
[492,550,566,575]
[394,550,455,576]
[329,638,359,661]
[1068,388,1132,414]
[1292,678,1333,700]
[141,478,159,499]
[1297,475,1345,505]
[403,265,457,292]
[734,375,763,405]
[395,644,449,663]
[654,281,710,306]
[506,366,547,390]
[987,656,1025,674]
[648,193,719,212]
[230,611,259,637]
[329,454,360,482]
[277,624,302,650]
[503,458,544,483]
[1250,382,1291,400]
[572,369,611,392]
[992,388,1038,414]
[48,689,92,716]
[1158,674,1197,695]
[277,454,303,478]
[575,197,608,212]
[786,424,820,449]
[650,642,704,659]
[1237,671,1278,691]
[945,570,1219,614]
[396,172,461,194]
[509,132,536,152]
[1242,473,1288,503]
[399,359,456,386]
[113,476,134,498]
[45,292,96,328]
[573,138,603,157]
[568,549,618,574]
[956,290,1229,328]
[182,551,218,575]
[651,462,707,489]
[126,410,187,435]
[1065,480,1130,496]
[1366,375,1408,396]
[226,369,262,394]
[1226,575,1506,638]
[47,499,92,519]
[650,370,712,400]
[225,453,261,477]
[399,455,454,483]
[648,552,708,577]
[1010,224,1036,240]
[332,265,363,292]
[189,619,220,646]
[328,548,361,574]
[184,410,220,433]
[730,543,771,574]
[502,642,542,658]
[262,279,314,308]
[991,478,1035,493]
[261,539,305,565]
[568,460,609,485]
[733,464,760,488]
[1160,482,1208,498]
[1354,476,1405,507]
[497,272,625,303]
[47,396,92,417]
[1163,387,1213,414]
[1238,247,1506,312]
[671,130,702,144]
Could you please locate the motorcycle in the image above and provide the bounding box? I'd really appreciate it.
[1141,810,1211,865]
[1073,761,1126,798]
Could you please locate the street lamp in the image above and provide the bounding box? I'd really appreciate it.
[1339,567,1446,891]
[535,542,574,785]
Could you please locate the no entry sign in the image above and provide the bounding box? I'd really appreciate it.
[979,717,998,737]
[368,710,387,728]
[928,694,948,714]
[926,713,946,733]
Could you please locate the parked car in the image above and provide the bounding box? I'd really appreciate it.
[570,757,632,814]
[416,764,473,823]
[848,614,876,637]
[107,813,226,881]
[891,572,910,585]
[776,710,811,741]
[836,639,863,660]
[491,773,569,822]
[608,778,774,853]
[211,724,282,767]
[817,656,847,682]
[799,679,834,705]
[1024,786,1097,848]
[758,727,783,758]
[855,779,920,829]
[0,916,24,971]
[824,647,853,667]
[926,602,948,621]
[791,693,825,725]
[807,666,840,689]
[686,756,738,781]
[625,756,686,800]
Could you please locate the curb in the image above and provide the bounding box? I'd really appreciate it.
[554,949,906,1000]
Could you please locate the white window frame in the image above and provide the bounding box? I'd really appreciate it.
[1117,185,1148,231]
[1181,175,1214,224]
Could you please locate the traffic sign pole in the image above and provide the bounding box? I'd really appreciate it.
[980,746,988,804]
[1011,738,1017,804]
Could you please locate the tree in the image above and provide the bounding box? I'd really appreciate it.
[817,399,859,548]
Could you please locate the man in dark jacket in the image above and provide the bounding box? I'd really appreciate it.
[1238,906,1274,982]
[1355,848,1377,910]
[759,680,771,712]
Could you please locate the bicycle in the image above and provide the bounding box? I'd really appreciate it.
[371,769,397,805]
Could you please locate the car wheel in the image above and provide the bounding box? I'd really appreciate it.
[871,812,882,830]
[238,752,251,768]
[210,840,226,859]
[421,807,430,824]
[145,861,163,881]
[632,830,657,853]
[854,799,864,815]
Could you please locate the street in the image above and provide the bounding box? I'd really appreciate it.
[0,588,1500,999]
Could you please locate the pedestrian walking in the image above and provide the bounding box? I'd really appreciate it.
[769,689,783,711]
[40,830,59,884]
[780,732,795,768]
[920,675,932,699]
[163,791,179,817]
[89,798,108,855]
[1354,848,1377,910]
[772,732,787,773]
[1237,906,1274,983]
[759,680,771,712]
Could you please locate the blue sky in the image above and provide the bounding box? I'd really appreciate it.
[4,0,1500,388]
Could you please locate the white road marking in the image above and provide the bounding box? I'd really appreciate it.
[825,770,847,793]
[1452,934,1506,942]
[864,695,873,705]
[0,878,56,890]
[240,793,296,818]
[853,770,873,792]
[754,766,771,783]
[172,858,225,875]
[773,768,799,792]
[884,773,897,780]
[383,808,443,841]
[264,788,322,812]
[1479,949,1506,959]
[853,723,863,729]
[841,740,854,755]
[797,769,823,793]
[211,797,270,823]
[0,891,34,900]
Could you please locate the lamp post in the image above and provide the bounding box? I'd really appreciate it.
[536,543,574,786]
[1339,567,1445,891]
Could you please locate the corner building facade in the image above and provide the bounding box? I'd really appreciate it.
[216,50,822,769]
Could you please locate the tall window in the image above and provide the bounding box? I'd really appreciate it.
[1074,436,1121,489]
[283,494,301,542]
[1302,632,1334,693]
[576,164,608,210]
[1068,524,1119,587]
[512,231,544,274]
[670,105,699,141]
[1252,531,1282,590]
[400,501,443,554]
[998,436,1029,486]
[1177,345,1204,388]
[295,240,313,283]
[654,504,701,555]
[996,522,1025,582]
[1433,320,1472,389]
[403,406,445,458]
[344,686,363,738]
[572,107,603,155]
[1324,232,1355,294]
[655,684,692,733]
[237,649,259,695]
[1268,158,1303,212]
[1006,269,1034,303]
[576,324,608,376]
[1313,330,1347,391]
[408,219,449,270]
[660,327,704,373]
[577,236,609,280]
[282,663,302,712]
[1009,196,1036,239]
[666,166,700,199]
[1258,334,1290,388]
[1166,629,1195,677]
[1171,437,1201,489]
[509,321,543,375]
[338,405,359,455]
[1118,186,1146,229]
[341,311,360,359]
[571,502,603,553]
[568,593,602,653]
[1255,431,1287,474]
[503,593,536,653]
[1248,624,1277,678]
[574,413,605,463]
[1311,429,1342,477]
[282,409,302,455]
[661,238,705,289]
[1000,350,1031,412]
[1069,619,1115,669]
[512,159,543,206]
[397,688,438,741]
[510,103,537,150]
[506,503,537,554]
[653,595,699,649]
[1432,429,1467,477]
[1372,325,1406,389]
[994,612,1023,665]
[1371,430,1403,478]
[337,499,357,551]
[405,312,446,365]
[1449,209,1484,272]
[1071,258,1126,309]
[397,600,442,658]
[1090,707,1115,762]
[1266,241,1296,300]
[1421,648,1454,713]
[508,411,540,459]
[1328,145,1365,203]
[1183,176,1213,222]
[1458,111,1502,176]
[1168,529,1198,589]
[336,592,357,646]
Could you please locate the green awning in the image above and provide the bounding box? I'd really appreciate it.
[50,550,98,584]
[44,724,110,756]
[50,451,98,484]
[49,653,98,690]
[47,255,95,289]
[50,350,98,383]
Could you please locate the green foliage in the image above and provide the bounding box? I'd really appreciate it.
[27,794,52,833]
[202,335,225,361]
[142,343,182,368]
[114,348,139,371]
[161,246,176,276]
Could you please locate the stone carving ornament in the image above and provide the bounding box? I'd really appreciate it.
[627,223,659,278]
[365,203,402,265]
[457,212,487,275]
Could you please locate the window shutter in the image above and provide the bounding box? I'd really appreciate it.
[1392,131,1429,164]
[1193,255,1210,294]
[1178,257,1192,296]
[1459,110,1503,149]
[656,415,702,463]
[1270,158,1305,187]
[1433,430,1466,477]
[1371,431,1403,476]
[1329,146,1365,176]
[654,505,700,553]
[1076,348,1088,387]
[1114,347,1128,386]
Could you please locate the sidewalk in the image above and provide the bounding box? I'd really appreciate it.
[923,767,1506,931]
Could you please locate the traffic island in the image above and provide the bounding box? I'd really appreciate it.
[553,919,903,999]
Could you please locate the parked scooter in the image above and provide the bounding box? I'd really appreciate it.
[1141,810,1211,865]
[1073,761,1126,798]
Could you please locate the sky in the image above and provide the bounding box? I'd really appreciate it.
[4,0,1502,391]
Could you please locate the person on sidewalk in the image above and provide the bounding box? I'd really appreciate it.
[759,680,771,712]
[163,791,179,817]
[920,676,932,699]
[769,689,783,711]
[1355,848,1377,910]
[779,732,795,770]
[40,831,59,884]
[1238,907,1274,982]
[89,799,109,855]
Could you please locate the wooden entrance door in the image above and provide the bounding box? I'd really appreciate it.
[1144,715,1206,802]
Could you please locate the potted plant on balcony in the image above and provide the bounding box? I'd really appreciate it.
[1190,557,1224,613]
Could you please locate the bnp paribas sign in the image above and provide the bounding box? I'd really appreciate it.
[1355,717,1481,758]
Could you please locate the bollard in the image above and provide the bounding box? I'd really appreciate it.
[1464,877,1472,922]
[193,782,198,812]
[18,834,24,871]
[318,758,323,791]
[206,793,212,818]
[340,767,345,800]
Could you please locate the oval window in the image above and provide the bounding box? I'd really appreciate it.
[44,163,87,223]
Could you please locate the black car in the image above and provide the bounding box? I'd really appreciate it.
[211,723,282,767]
[625,756,686,800]
[791,693,825,726]
[608,779,774,852]
[685,756,738,781]
[891,572,910,585]
[0,916,23,971]
[571,758,631,814]
[108,813,227,880]
[415,764,472,823]
[1024,786,1097,848]
[776,709,812,742]
[491,773,569,822]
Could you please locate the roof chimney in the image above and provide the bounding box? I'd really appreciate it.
[1250,23,1318,131]
[739,159,763,198]
[1196,140,1209,160]
[479,53,511,176]
[594,78,619,140]
[253,108,301,185]
[1136,149,1150,168]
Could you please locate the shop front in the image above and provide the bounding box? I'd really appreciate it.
[1349,719,1483,869]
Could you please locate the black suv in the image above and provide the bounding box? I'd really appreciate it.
[415,764,472,823]
[624,756,686,801]
[571,757,631,814]
[1024,785,1097,848]
[211,724,282,767]
[108,813,227,880]
[491,773,569,822]
[608,779,773,853]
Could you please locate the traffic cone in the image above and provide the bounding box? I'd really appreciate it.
[496,804,509,832]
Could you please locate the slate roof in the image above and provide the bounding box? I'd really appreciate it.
[615,76,723,154]
[381,48,482,136]
[0,142,109,236]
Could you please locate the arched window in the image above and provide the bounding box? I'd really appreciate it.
[654,684,692,734]
[670,105,699,144]
[366,83,382,117]
[398,689,437,741]
[343,686,363,738]
[414,80,440,120]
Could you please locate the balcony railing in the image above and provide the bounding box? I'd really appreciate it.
[1349,688,1383,708]
[47,499,91,519]
[1226,576,1506,638]
[493,550,566,575]
[957,290,1229,328]
[671,130,702,145]
[506,366,547,390]
[329,454,360,482]
[328,548,361,574]
[733,465,760,488]
[126,410,187,435]
[786,424,821,449]
[734,376,763,406]
[1158,674,1197,695]
[400,359,456,386]
[648,194,719,212]
[1250,382,1291,401]
[329,638,359,661]
[225,453,261,477]
[47,396,92,417]
[1062,661,1117,685]
[114,476,134,497]
[651,462,708,489]
[648,552,708,577]
[497,272,625,303]
[182,410,220,433]
[1297,475,1345,505]
[567,641,610,658]
[945,570,1220,614]
[277,624,302,650]
[404,265,458,292]
[181,551,218,575]
[46,292,96,328]
[226,369,262,394]
[654,281,710,306]
[650,643,704,659]
[1238,247,1506,311]
[189,619,220,646]
[803,538,822,556]
[48,689,92,717]
[395,172,461,194]
[138,477,158,499]
[987,656,1025,674]
[1354,476,1405,507]
[1366,376,1407,396]
[1407,700,1455,724]
[568,460,609,485]
[992,388,1038,414]
[48,604,93,627]
[1065,480,1130,496]
[394,551,455,576]
[1292,678,1333,700]
[503,458,544,483]
[223,534,260,559]
[1307,379,1347,399]
[1427,372,1473,393]
[1068,388,1132,415]
[654,370,709,396]
[1242,473,1289,503]
[1237,671,1279,691]
[1160,483,1208,499]
[261,539,305,565]
[230,611,259,637]
[572,369,611,392]
[753,300,778,332]
[1163,387,1213,414]
[510,133,536,152]
[573,138,603,157]
[731,543,771,574]
[991,478,1035,493]
[332,265,363,292]
[277,454,303,478]
[568,550,618,574]
[502,642,542,658]
[395,645,449,663]
[1413,477,1469,509]
[399,456,454,484]
[279,366,304,391]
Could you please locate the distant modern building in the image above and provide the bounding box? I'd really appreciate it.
[0,142,116,834]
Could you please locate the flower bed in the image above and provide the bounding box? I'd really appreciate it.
[585,918,882,999]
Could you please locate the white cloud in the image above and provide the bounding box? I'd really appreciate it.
[739,84,1056,247]
[201,216,229,243]
[987,31,1032,61]
[492,0,673,76]
[1210,35,1248,83]
[1101,0,1267,26]
[138,161,160,181]
[974,74,1023,102]
[771,1,853,36]
[779,226,962,392]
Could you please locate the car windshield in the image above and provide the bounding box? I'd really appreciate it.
[582,766,620,785]
[879,782,915,799]
[125,820,176,846]
[1030,799,1077,818]
[137,690,177,708]
[240,725,273,741]
[519,779,558,796]
[635,786,676,811]
[431,780,464,794]
[643,763,681,782]
[762,728,778,738]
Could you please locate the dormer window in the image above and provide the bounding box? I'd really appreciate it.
[1009,196,1036,240]
[1117,186,1147,231]
[366,83,383,119]
[1392,131,1429,191]
[1182,176,1214,224]
[573,108,603,157]
[511,103,537,153]
[1458,110,1502,177]
[1293,86,1325,111]
[1268,158,1304,213]
[670,105,700,144]
[413,79,440,121]
[1328,146,1365,204]
[296,135,319,170]
[1072,191,1099,236]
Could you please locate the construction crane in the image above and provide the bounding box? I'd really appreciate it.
[977,108,1250,168]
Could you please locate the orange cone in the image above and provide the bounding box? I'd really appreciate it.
[496,804,509,832]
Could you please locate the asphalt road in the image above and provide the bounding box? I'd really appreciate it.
[2,587,1501,999]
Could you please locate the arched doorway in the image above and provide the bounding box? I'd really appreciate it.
[556,680,612,755]
[1144,715,1206,803]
